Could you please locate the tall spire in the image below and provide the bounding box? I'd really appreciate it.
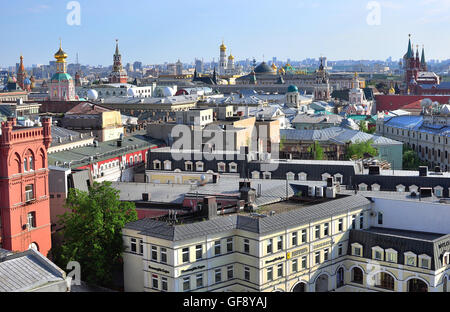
[115,39,120,55]
[407,34,413,58]
[421,45,426,65]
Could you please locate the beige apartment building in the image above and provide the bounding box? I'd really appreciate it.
[123,192,450,292]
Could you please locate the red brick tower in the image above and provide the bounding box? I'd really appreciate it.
[0,117,52,256]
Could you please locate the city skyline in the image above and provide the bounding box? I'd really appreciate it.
[2,0,450,67]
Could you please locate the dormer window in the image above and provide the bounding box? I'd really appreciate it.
[418,254,431,269]
[404,252,417,267]
[351,243,363,257]
[372,246,384,261]
[385,248,398,263]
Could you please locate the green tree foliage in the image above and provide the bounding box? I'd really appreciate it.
[307,141,324,160]
[52,181,137,287]
[279,135,286,151]
[345,140,378,159]
[403,146,427,170]
[359,122,376,134]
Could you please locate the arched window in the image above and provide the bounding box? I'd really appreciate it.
[351,267,363,284]
[337,267,345,288]
[407,279,428,292]
[292,282,306,292]
[374,272,394,290]
[444,276,448,292]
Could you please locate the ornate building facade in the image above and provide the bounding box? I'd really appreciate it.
[314,58,331,101]
[0,117,52,256]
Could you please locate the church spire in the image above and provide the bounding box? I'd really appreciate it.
[421,45,426,65]
[406,34,413,58]
[115,39,120,55]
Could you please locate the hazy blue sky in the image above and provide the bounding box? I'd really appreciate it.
[1,0,450,67]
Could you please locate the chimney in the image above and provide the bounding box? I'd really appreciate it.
[419,166,428,177]
[368,165,380,175]
[203,196,218,219]
[327,177,333,187]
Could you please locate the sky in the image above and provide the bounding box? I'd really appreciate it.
[1,0,450,67]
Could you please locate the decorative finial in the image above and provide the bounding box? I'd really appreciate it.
[59,37,62,49]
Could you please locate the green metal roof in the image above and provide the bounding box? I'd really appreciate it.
[287,85,298,93]
[51,73,73,82]
[47,132,161,168]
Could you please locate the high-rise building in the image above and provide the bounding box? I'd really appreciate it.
[195,59,203,74]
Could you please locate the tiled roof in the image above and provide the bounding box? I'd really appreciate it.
[0,249,66,292]
[124,194,370,241]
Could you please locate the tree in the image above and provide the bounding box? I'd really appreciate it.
[307,141,324,160]
[360,122,376,134]
[52,181,137,288]
[403,146,427,170]
[345,140,378,160]
[279,135,286,151]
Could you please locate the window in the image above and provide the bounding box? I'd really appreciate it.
[315,251,321,265]
[324,223,329,236]
[227,265,234,280]
[214,240,221,256]
[139,240,143,255]
[130,238,137,253]
[218,162,226,172]
[196,273,203,288]
[277,263,283,277]
[182,248,189,263]
[161,277,168,291]
[267,267,273,281]
[351,215,356,229]
[359,213,364,229]
[420,258,429,269]
[195,162,204,172]
[378,212,383,225]
[29,156,33,171]
[292,232,298,246]
[315,225,320,239]
[301,256,307,269]
[292,259,298,272]
[25,184,34,202]
[152,274,159,289]
[338,219,343,232]
[151,246,157,261]
[24,157,28,172]
[374,250,383,260]
[277,236,283,250]
[405,253,417,267]
[244,239,250,254]
[244,267,250,281]
[352,267,363,284]
[324,248,329,261]
[337,267,344,288]
[160,248,167,263]
[301,229,307,243]
[215,269,222,283]
[226,238,233,253]
[352,243,362,257]
[27,212,36,229]
[195,245,202,260]
[338,244,343,256]
[267,239,273,254]
[374,272,394,291]
[183,277,190,291]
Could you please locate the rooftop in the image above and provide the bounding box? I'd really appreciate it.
[124,194,370,241]
[47,131,161,168]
